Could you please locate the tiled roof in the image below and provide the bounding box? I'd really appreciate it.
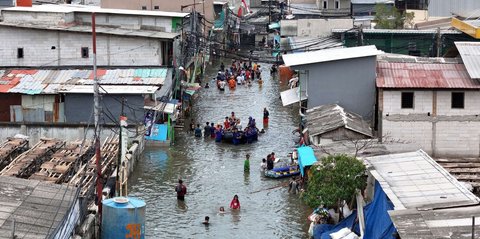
[0,68,170,95]
[376,62,480,89]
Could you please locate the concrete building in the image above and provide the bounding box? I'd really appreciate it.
[281,45,383,119]
[280,18,353,37]
[100,0,216,23]
[287,0,351,18]
[377,58,480,157]
[0,4,186,67]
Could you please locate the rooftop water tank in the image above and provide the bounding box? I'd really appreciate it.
[102,197,146,239]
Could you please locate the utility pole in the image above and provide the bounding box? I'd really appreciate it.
[116,97,125,197]
[436,27,441,57]
[269,0,272,25]
[358,24,364,46]
[92,12,103,219]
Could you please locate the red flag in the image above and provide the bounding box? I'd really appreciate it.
[237,7,243,17]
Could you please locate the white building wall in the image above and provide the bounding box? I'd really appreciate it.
[74,13,173,32]
[381,89,480,157]
[2,11,75,25]
[382,90,433,116]
[435,121,480,156]
[0,26,164,67]
[382,120,433,154]
[436,91,480,116]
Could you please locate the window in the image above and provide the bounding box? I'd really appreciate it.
[322,0,327,9]
[335,0,340,9]
[17,48,24,58]
[81,47,89,58]
[401,92,414,109]
[141,6,147,10]
[451,92,465,109]
[154,6,159,10]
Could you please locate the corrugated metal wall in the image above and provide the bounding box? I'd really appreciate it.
[0,0,14,6]
[429,0,480,17]
[64,94,145,124]
[0,94,21,122]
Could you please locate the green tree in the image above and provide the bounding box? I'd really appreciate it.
[374,4,414,29]
[303,154,366,210]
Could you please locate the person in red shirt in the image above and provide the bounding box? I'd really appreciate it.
[230,195,240,210]
[224,117,230,129]
[175,179,187,201]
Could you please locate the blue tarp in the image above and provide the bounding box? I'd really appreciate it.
[313,181,397,239]
[269,22,280,29]
[297,146,317,176]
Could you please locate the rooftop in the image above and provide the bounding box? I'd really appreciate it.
[287,36,343,53]
[351,0,394,3]
[2,4,188,18]
[0,22,180,40]
[365,150,479,210]
[0,176,77,238]
[282,45,383,67]
[455,42,480,79]
[306,104,373,138]
[332,28,462,34]
[0,68,170,95]
[389,205,480,238]
[376,62,480,89]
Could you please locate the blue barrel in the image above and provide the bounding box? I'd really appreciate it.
[101,197,146,239]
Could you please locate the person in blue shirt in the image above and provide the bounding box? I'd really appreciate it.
[210,122,216,138]
[194,124,202,137]
[204,122,211,137]
[232,128,241,145]
[215,125,224,142]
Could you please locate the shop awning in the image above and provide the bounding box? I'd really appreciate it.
[144,99,178,114]
[297,146,318,176]
[280,87,307,106]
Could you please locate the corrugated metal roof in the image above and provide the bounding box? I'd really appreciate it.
[0,68,170,95]
[332,28,462,34]
[455,42,480,79]
[282,45,383,67]
[59,85,159,94]
[288,36,343,53]
[376,62,480,89]
[306,104,373,138]
[351,0,394,4]
[365,150,480,210]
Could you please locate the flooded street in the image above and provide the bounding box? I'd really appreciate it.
[128,59,311,238]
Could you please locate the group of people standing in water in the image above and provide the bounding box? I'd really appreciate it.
[191,109,270,145]
[216,60,264,90]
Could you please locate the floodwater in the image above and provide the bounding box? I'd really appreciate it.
[128,59,311,238]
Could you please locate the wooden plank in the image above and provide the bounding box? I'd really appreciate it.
[438,163,480,168]
[446,168,480,173]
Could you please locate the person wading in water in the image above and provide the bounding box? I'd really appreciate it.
[175,179,187,200]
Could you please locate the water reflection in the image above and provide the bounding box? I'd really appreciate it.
[128,58,311,238]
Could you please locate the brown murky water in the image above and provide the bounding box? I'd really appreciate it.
[128,59,311,238]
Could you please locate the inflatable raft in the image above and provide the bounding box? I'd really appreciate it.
[264,165,300,179]
[222,130,258,144]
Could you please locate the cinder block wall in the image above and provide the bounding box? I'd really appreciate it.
[0,26,164,67]
[381,90,480,157]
